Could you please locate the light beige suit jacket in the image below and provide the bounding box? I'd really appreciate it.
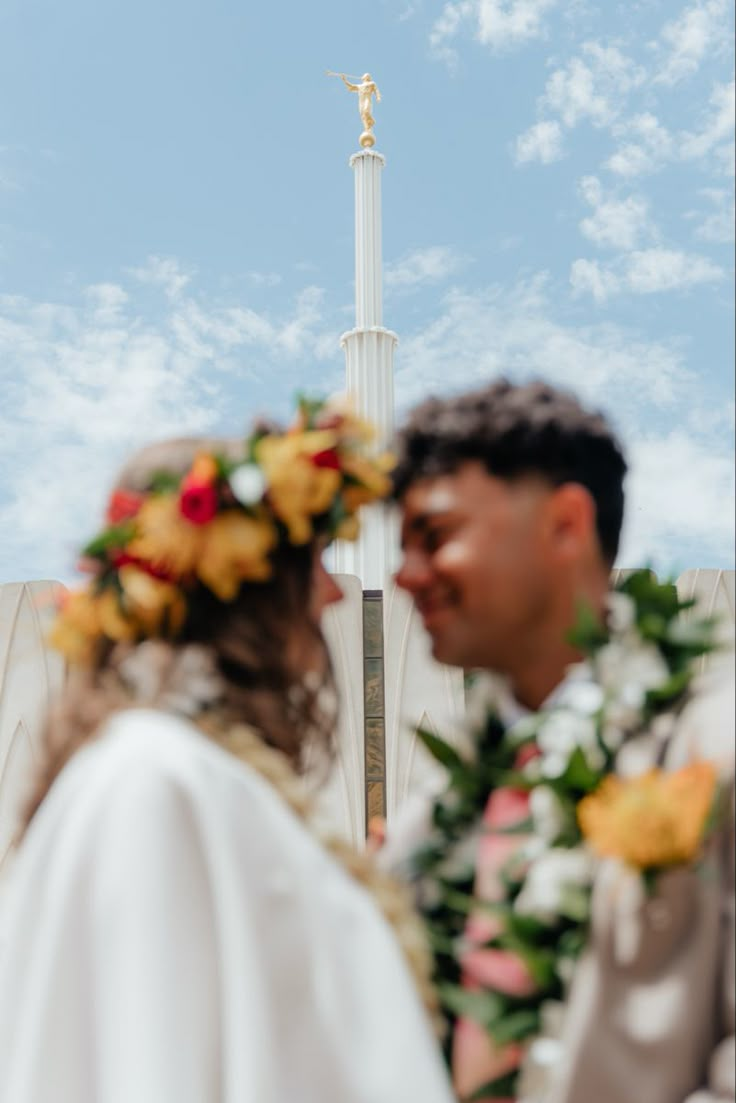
[549,667,735,1103]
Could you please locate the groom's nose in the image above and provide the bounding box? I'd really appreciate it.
[394,548,433,595]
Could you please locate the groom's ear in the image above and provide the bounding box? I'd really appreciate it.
[544,482,598,563]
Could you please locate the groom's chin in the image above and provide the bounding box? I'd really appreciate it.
[426,626,466,670]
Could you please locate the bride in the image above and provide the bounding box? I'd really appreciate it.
[0,397,453,1103]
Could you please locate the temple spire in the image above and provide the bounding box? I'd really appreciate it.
[332,144,399,589]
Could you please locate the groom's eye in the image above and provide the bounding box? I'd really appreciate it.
[424,524,452,552]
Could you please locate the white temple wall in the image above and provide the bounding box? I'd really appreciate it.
[0,570,734,859]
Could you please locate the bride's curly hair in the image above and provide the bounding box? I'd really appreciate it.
[22,437,337,832]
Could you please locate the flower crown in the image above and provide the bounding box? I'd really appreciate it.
[51,395,394,665]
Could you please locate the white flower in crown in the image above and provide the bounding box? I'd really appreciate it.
[514,846,594,925]
[229,464,267,506]
[536,709,606,777]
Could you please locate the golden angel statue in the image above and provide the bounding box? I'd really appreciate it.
[328,71,382,147]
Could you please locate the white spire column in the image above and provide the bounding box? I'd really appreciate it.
[333,149,399,589]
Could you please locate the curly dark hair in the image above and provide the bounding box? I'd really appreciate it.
[392,379,628,565]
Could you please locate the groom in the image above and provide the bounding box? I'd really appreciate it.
[388,378,734,1103]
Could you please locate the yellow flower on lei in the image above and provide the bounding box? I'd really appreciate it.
[197,511,278,600]
[256,433,341,545]
[578,761,718,871]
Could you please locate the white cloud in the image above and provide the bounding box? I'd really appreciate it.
[275,286,328,355]
[385,246,465,289]
[430,0,557,62]
[247,271,282,287]
[395,274,691,411]
[0,268,341,582]
[606,113,674,177]
[569,258,621,302]
[127,255,193,301]
[606,82,734,179]
[514,120,564,164]
[620,429,735,568]
[686,187,735,243]
[571,248,724,299]
[429,0,474,65]
[626,247,724,291]
[578,175,651,249]
[397,0,422,20]
[83,283,129,325]
[476,0,558,48]
[654,0,731,86]
[543,42,646,129]
[680,78,735,161]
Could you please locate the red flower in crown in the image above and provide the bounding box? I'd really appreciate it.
[312,448,341,470]
[111,551,176,583]
[179,477,219,525]
[106,489,145,525]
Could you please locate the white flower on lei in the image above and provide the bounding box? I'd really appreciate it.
[460,673,511,763]
[228,464,267,506]
[434,823,482,881]
[529,786,569,844]
[463,672,507,732]
[553,666,604,716]
[536,709,606,777]
[606,591,636,633]
[514,846,594,924]
[595,637,670,732]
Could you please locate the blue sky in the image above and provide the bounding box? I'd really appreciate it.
[1,0,733,582]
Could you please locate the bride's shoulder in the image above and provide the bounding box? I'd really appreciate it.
[70,708,244,789]
[40,709,303,846]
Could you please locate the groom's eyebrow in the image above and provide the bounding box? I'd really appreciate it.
[400,507,456,546]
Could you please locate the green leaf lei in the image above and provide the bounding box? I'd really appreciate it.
[407,571,719,1101]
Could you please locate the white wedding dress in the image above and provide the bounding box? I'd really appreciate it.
[0,709,454,1103]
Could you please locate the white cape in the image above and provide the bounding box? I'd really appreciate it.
[0,709,454,1103]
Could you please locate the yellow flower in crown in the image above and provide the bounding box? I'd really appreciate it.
[48,395,396,666]
[127,495,203,577]
[341,452,394,513]
[334,515,360,542]
[48,590,102,665]
[96,589,138,642]
[578,761,718,871]
[118,565,188,637]
[197,512,278,601]
[256,431,342,545]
